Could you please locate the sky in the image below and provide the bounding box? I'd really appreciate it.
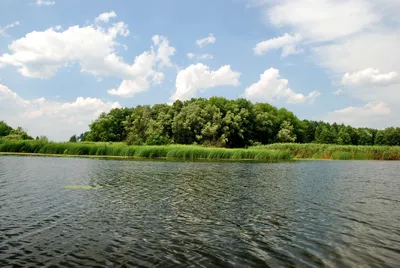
[0,0,399,141]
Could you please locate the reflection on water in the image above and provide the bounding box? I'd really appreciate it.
[0,156,399,267]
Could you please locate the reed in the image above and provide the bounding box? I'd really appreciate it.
[252,143,400,160]
[0,140,292,161]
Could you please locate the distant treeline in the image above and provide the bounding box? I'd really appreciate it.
[0,121,33,141]
[73,97,400,147]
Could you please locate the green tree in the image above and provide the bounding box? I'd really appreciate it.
[0,121,13,137]
[357,129,373,145]
[80,97,400,147]
[317,126,337,144]
[69,135,78,142]
[277,121,296,143]
[337,128,352,145]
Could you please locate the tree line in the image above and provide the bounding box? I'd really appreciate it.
[0,121,33,141]
[75,97,400,147]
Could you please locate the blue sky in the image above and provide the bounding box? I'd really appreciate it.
[0,0,399,140]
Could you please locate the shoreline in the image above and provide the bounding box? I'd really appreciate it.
[0,152,389,161]
[1,141,399,161]
[0,152,290,162]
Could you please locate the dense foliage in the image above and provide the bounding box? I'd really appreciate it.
[0,121,33,141]
[83,98,400,147]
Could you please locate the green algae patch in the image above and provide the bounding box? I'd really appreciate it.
[62,185,103,190]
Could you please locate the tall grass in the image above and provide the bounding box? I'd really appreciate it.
[2,140,398,160]
[0,140,292,161]
[252,143,400,160]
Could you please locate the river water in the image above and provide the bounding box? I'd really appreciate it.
[1,156,399,267]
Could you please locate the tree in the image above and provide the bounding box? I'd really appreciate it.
[69,135,78,142]
[357,129,373,145]
[79,97,400,147]
[9,126,33,140]
[337,128,352,145]
[0,121,12,137]
[317,126,337,144]
[374,130,384,145]
[78,132,89,142]
[277,121,296,143]
[381,127,400,146]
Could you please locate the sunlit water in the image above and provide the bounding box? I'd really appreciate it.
[1,156,399,267]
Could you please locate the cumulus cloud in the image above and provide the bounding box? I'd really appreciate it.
[95,11,117,23]
[0,21,20,37]
[171,63,240,101]
[196,33,216,48]
[254,33,302,57]
[341,68,399,87]
[252,0,400,122]
[0,19,130,79]
[324,101,391,127]
[312,31,400,104]
[108,35,176,97]
[35,0,55,6]
[0,12,176,98]
[152,35,176,68]
[266,0,379,43]
[0,83,120,141]
[186,53,214,60]
[244,68,320,104]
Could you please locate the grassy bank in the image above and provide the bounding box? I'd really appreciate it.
[1,140,399,161]
[254,143,400,160]
[0,140,292,161]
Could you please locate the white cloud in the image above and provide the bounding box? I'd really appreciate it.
[35,0,55,6]
[107,36,175,97]
[250,0,400,127]
[0,12,176,98]
[313,32,400,75]
[0,21,20,37]
[244,68,320,104]
[196,33,216,48]
[266,0,380,43]
[324,101,392,127]
[198,54,214,60]
[341,68,399,87]
[333,89,343,95]
[0,83,120,141]
[0,19,130,79]
[186,53,214,60]
[171,63,240,101]
[95,11,117,23]
[108,78,150,97]
[312,31,400,104]
[152,35,176,68]
[254,33,303,57]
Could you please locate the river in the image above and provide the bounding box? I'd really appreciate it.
[1,156,399,267]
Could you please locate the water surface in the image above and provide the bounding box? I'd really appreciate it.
[1,156,399,267]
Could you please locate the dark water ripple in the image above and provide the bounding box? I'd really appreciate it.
[0,157,399,267]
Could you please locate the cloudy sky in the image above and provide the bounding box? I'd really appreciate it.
[0,0,399,141]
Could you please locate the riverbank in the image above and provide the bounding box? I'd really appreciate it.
[0,140,399,161]
[0,141,292,161]
[258,143,400,160]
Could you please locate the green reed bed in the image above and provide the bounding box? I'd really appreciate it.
[252,143,400,160]
[0,140,292,161]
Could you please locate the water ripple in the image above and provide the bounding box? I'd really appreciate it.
[0,157,399,267]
